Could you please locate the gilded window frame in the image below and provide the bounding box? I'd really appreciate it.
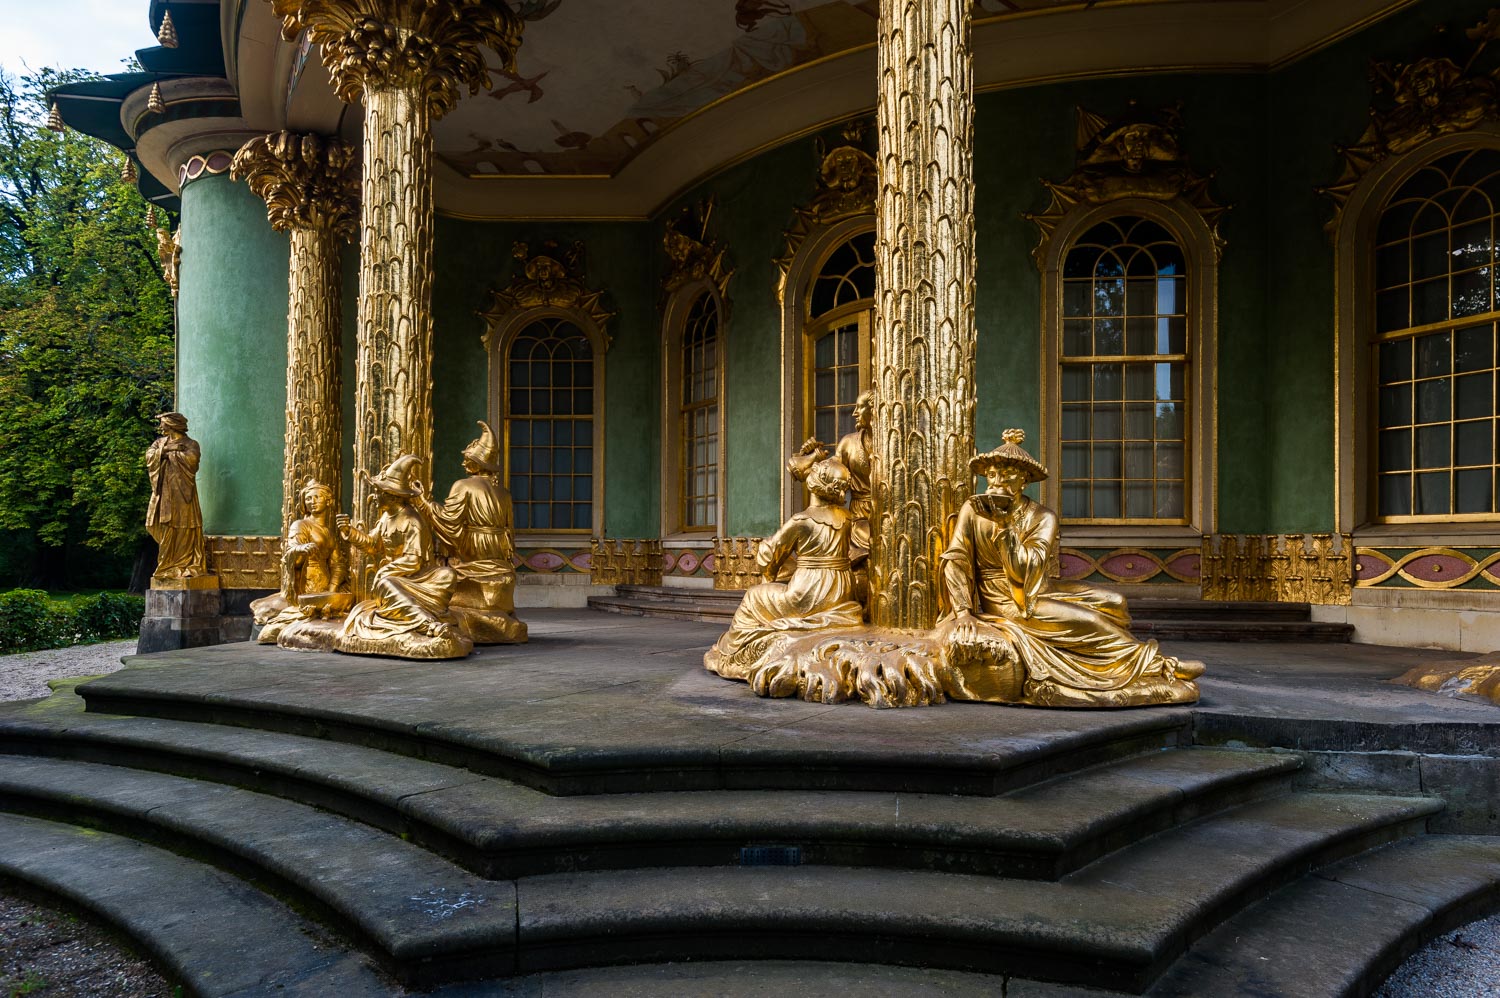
[483,305,608,540]
[779,215,876,521]
[661,279,728,538]
[1334,126,1500,542]
[1038,198,1218,545]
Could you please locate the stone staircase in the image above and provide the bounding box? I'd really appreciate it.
[0,643,1493,997]
[589,584,1355,642]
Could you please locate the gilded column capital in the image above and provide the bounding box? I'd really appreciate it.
[269,0,524,116]
[232,131,360,239]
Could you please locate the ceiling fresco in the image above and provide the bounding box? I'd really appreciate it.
[433,0,1069,178]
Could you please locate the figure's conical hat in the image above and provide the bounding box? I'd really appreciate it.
[364,454,422,497]
[462,420,501,472]
[969,428,1049,484]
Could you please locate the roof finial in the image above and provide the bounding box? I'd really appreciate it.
[46,102,65,132]
[147,81,165,115]
[157,9,179,49]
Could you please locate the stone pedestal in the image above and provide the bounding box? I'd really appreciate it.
[139,576,223,654]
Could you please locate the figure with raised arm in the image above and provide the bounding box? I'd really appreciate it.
[414,421,527,644]
[939,429,1203,706]
[332,455,473,660]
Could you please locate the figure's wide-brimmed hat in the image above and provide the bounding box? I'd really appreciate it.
[970,428,1049,484]
[462,420,501,472]
[363,454,422,497]
[156,411,189,431]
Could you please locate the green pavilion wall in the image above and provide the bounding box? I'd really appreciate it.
[176,173,290,537]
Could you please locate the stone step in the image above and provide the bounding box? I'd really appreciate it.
[0,812,394,997]
[1147,834,1500,996]
[69,651,1196,796]
[507,791,1440,991]
[0,697,1301,879]
[0,756,517,987]
[1131,620,1354,643]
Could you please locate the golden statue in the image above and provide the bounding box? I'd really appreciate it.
[145,412,207,581]
[331,455,473,660]
[414,421,527,645]
[938,430,1203,707]
[833,390,874,552]
[704,459,864,682]
[251,478,350,642]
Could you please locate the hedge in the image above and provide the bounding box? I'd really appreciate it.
[0,590,144,654]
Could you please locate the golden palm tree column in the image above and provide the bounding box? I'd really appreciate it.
[269,0,524,526]
[869,0,977,631]
[231,132,360,532]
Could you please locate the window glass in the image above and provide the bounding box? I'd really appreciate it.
[506,318,593,530]
[681,293,719,528]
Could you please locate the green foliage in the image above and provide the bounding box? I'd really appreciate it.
[10,972,49,997]
[0,67,174,585]
[0,587,142,653]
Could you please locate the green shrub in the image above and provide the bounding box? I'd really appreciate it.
[0,589,143,654]
[0,589,72,653]
[71,592,145,642]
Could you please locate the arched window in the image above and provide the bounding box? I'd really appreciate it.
[805,230,876,443]
[1373,147,1500,520]
[505,317,595,531]
[678,291,720,530]
[1058,216,1189,523]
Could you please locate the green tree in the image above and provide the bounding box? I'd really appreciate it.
[0,67,174,588]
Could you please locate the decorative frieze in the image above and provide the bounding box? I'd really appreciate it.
[1201,534,1353,605]
[711,537,762,590]
[1056,547,1202,586]
[1355,547,1500,590]
[205,535,282,590]
[589,538,663,586]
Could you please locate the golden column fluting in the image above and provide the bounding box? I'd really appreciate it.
[231,131,360,532]
[269,0,523,523]
[868,0,977,631]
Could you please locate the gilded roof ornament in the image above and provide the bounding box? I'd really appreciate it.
[775,119,878,301]
[1025,101,1227,264]
[482,240,616,348]
[157,10,179,49]
[270,0,524,115]
[1318,9,1500,231]
[156,225,181,298]
[231,131,361,240]
[662,197,733,301]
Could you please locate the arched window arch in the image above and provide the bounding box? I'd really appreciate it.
[1040,200,1217,536]
[662,283,726,534]
[1371,147,1500,520]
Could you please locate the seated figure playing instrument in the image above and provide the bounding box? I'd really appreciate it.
[939,429,1203,707]
[413,421,527,645]
[704,458,865,680]
[251,478,350,642]
[332,455,473,660]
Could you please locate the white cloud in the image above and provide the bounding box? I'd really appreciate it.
[0,0,157,78]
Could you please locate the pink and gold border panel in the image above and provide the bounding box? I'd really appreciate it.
[1355,547,1500,590]
[1056,547,1201,585]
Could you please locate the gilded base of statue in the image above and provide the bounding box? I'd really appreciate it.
[1393,657,1500,706]
[449,580,527,645]
[705,622,1201,709]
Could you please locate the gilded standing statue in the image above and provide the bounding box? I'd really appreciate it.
[332,455,472,660]
[414,421,527,644]
[145,412,207,581]
[704,459,864,682]
[938,430,1204,706]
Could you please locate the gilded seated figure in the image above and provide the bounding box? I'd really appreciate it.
[939,429,1203,707]
[332,455,473,660]
[414,421,527,645]
[251,478,350,642]
[704,459,864,680]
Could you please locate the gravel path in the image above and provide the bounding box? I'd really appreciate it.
[0,640,134,703]
[0,891,172,997]
[1377,914,1500,997]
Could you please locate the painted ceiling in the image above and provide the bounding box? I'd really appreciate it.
[433,0,1063,178]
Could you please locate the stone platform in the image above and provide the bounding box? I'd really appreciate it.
[0,609,1496,996]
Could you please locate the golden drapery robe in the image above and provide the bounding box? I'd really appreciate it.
[333,505,472,659]
[145,434,205,578]
[705,505,864,679]
[834,428,873,551]
[420,475,526,644]
[939,495,1197,706]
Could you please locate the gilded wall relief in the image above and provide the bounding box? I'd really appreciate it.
[205,536,283,590]
[774,120,878,300]
[1201,534,1354,605]
[662,197,734,301]
[1319,9,1500,228]
[590,538,664,585]
[1025,101,1227,264]
[482,240,616,347]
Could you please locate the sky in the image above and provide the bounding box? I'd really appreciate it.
[0,0,157,79]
